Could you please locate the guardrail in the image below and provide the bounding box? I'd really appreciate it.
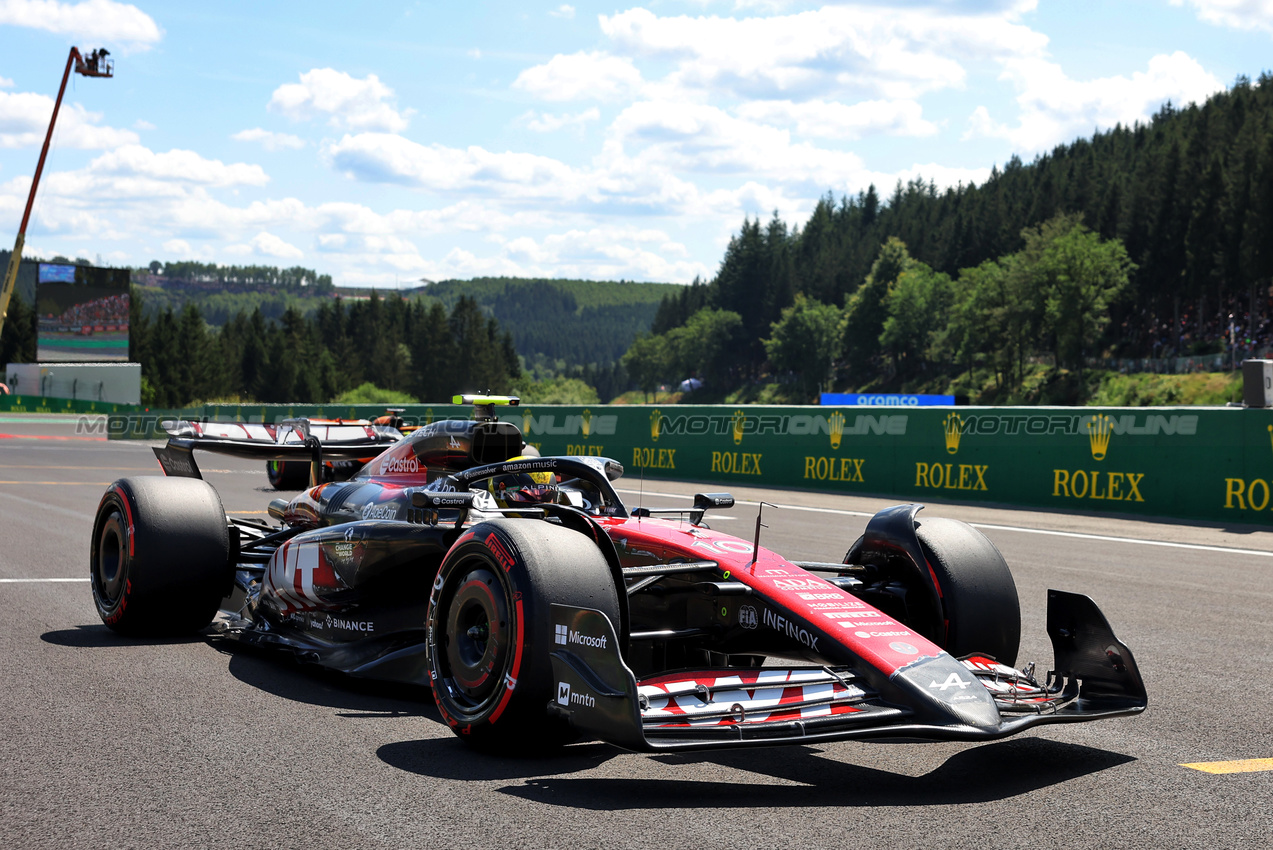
[104,402,1273,526]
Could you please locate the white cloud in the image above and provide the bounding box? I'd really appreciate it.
[133,118,154,130]
[598,6,1047,100]
[0,0,162,50]
[268,68,412,132]
[491,226,709,280]
[325,132,587,198]
[0,77,13,88]
[549,4,575,19]
[966,51,1226,153]
[735,98,938,139]
[88,145,270,186]
[1170,0,1273,34]
[225,231,303,260]
[519,107,600,132]
[512,51,644,102]
[0,89,139,148]
[161,238,191,255]
[605,101,867,192]
[232,127,306,151]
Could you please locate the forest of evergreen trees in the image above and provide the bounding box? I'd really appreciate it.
[638,73,1273,400]
[127,291,519,407]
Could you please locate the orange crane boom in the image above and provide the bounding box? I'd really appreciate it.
[1,47,113,342]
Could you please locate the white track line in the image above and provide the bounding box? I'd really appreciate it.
[615,487,1273,559]
[0,578,89,583]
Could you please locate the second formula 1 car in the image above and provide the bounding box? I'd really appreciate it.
[92,396,1146,752]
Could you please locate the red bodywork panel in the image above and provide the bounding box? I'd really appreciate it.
[594,516,945,680]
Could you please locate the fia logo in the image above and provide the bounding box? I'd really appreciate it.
[557,681,571,706]
[739,605,758,630]
[554,623,568,645]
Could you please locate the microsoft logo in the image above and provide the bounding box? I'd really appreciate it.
[554,623,568,645]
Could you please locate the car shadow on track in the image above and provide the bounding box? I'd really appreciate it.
[379,738,621,781]
[219,644,440,719]
[40,624,209,648]
[489,738,1134,808]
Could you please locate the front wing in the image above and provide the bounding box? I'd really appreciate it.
[548,590,1146,751]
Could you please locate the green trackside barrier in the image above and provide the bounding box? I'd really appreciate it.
[108,402,1273,526]
[511,403,1273,527]
[103,407,209,439]
[0,394,140,414]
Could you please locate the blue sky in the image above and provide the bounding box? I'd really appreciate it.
[1,0,1271,287]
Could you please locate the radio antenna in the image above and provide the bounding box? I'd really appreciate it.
[751,502,776,570]
[637,459,645,522]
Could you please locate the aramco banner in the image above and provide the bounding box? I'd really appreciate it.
[112,403,1273,526]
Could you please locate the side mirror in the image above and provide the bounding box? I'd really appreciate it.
[691,492,734,525]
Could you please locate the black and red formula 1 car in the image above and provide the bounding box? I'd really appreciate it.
[92,396,1146,752]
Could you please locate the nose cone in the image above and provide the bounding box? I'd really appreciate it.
[891,654,1001,730]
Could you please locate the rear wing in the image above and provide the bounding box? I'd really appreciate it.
[152,417,399,485]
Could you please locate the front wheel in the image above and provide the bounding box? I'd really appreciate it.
[90,477,231,636]
[427,519,621,752]
[914,517,1021,665]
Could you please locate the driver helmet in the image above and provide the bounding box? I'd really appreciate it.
[487,456,558,508]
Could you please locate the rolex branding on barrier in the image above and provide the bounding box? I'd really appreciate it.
[116,403,1272,526]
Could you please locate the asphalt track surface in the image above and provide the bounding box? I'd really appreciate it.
[2,415,1271,848]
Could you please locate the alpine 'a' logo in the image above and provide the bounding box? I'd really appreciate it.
[929,672,972,691]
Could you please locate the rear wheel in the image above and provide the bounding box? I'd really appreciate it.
[266,460,310,490]
[427,519,621,752]
[90,477,231,636]
[913,517,1020,665]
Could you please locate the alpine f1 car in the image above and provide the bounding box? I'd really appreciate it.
[91,396,1146,752]
[251,411,409,490]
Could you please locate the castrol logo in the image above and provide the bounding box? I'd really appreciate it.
[379,454,420,474]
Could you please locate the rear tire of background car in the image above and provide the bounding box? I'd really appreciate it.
[914,517,1020,666]
[266,460,309,490]
[427,518,621,753]
[90,476,230,636]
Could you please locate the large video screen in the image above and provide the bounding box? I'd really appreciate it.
[36,264,130,362]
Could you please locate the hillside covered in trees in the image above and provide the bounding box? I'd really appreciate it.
[630,72,1273,403]
[409,277,677,378]
[129,291,520,407]
[128,271,675,395]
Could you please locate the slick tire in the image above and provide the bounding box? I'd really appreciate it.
[90,476,231,636]
[427,518,621,753]
[266,460,310,490]
[914,517,1021,666]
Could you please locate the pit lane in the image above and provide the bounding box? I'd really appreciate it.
[1,416,1270,848]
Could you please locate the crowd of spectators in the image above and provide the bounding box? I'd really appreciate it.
[47,294,129,328]
[1108,294,1273,372]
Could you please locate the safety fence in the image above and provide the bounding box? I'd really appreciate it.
[102,401,1273,526]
